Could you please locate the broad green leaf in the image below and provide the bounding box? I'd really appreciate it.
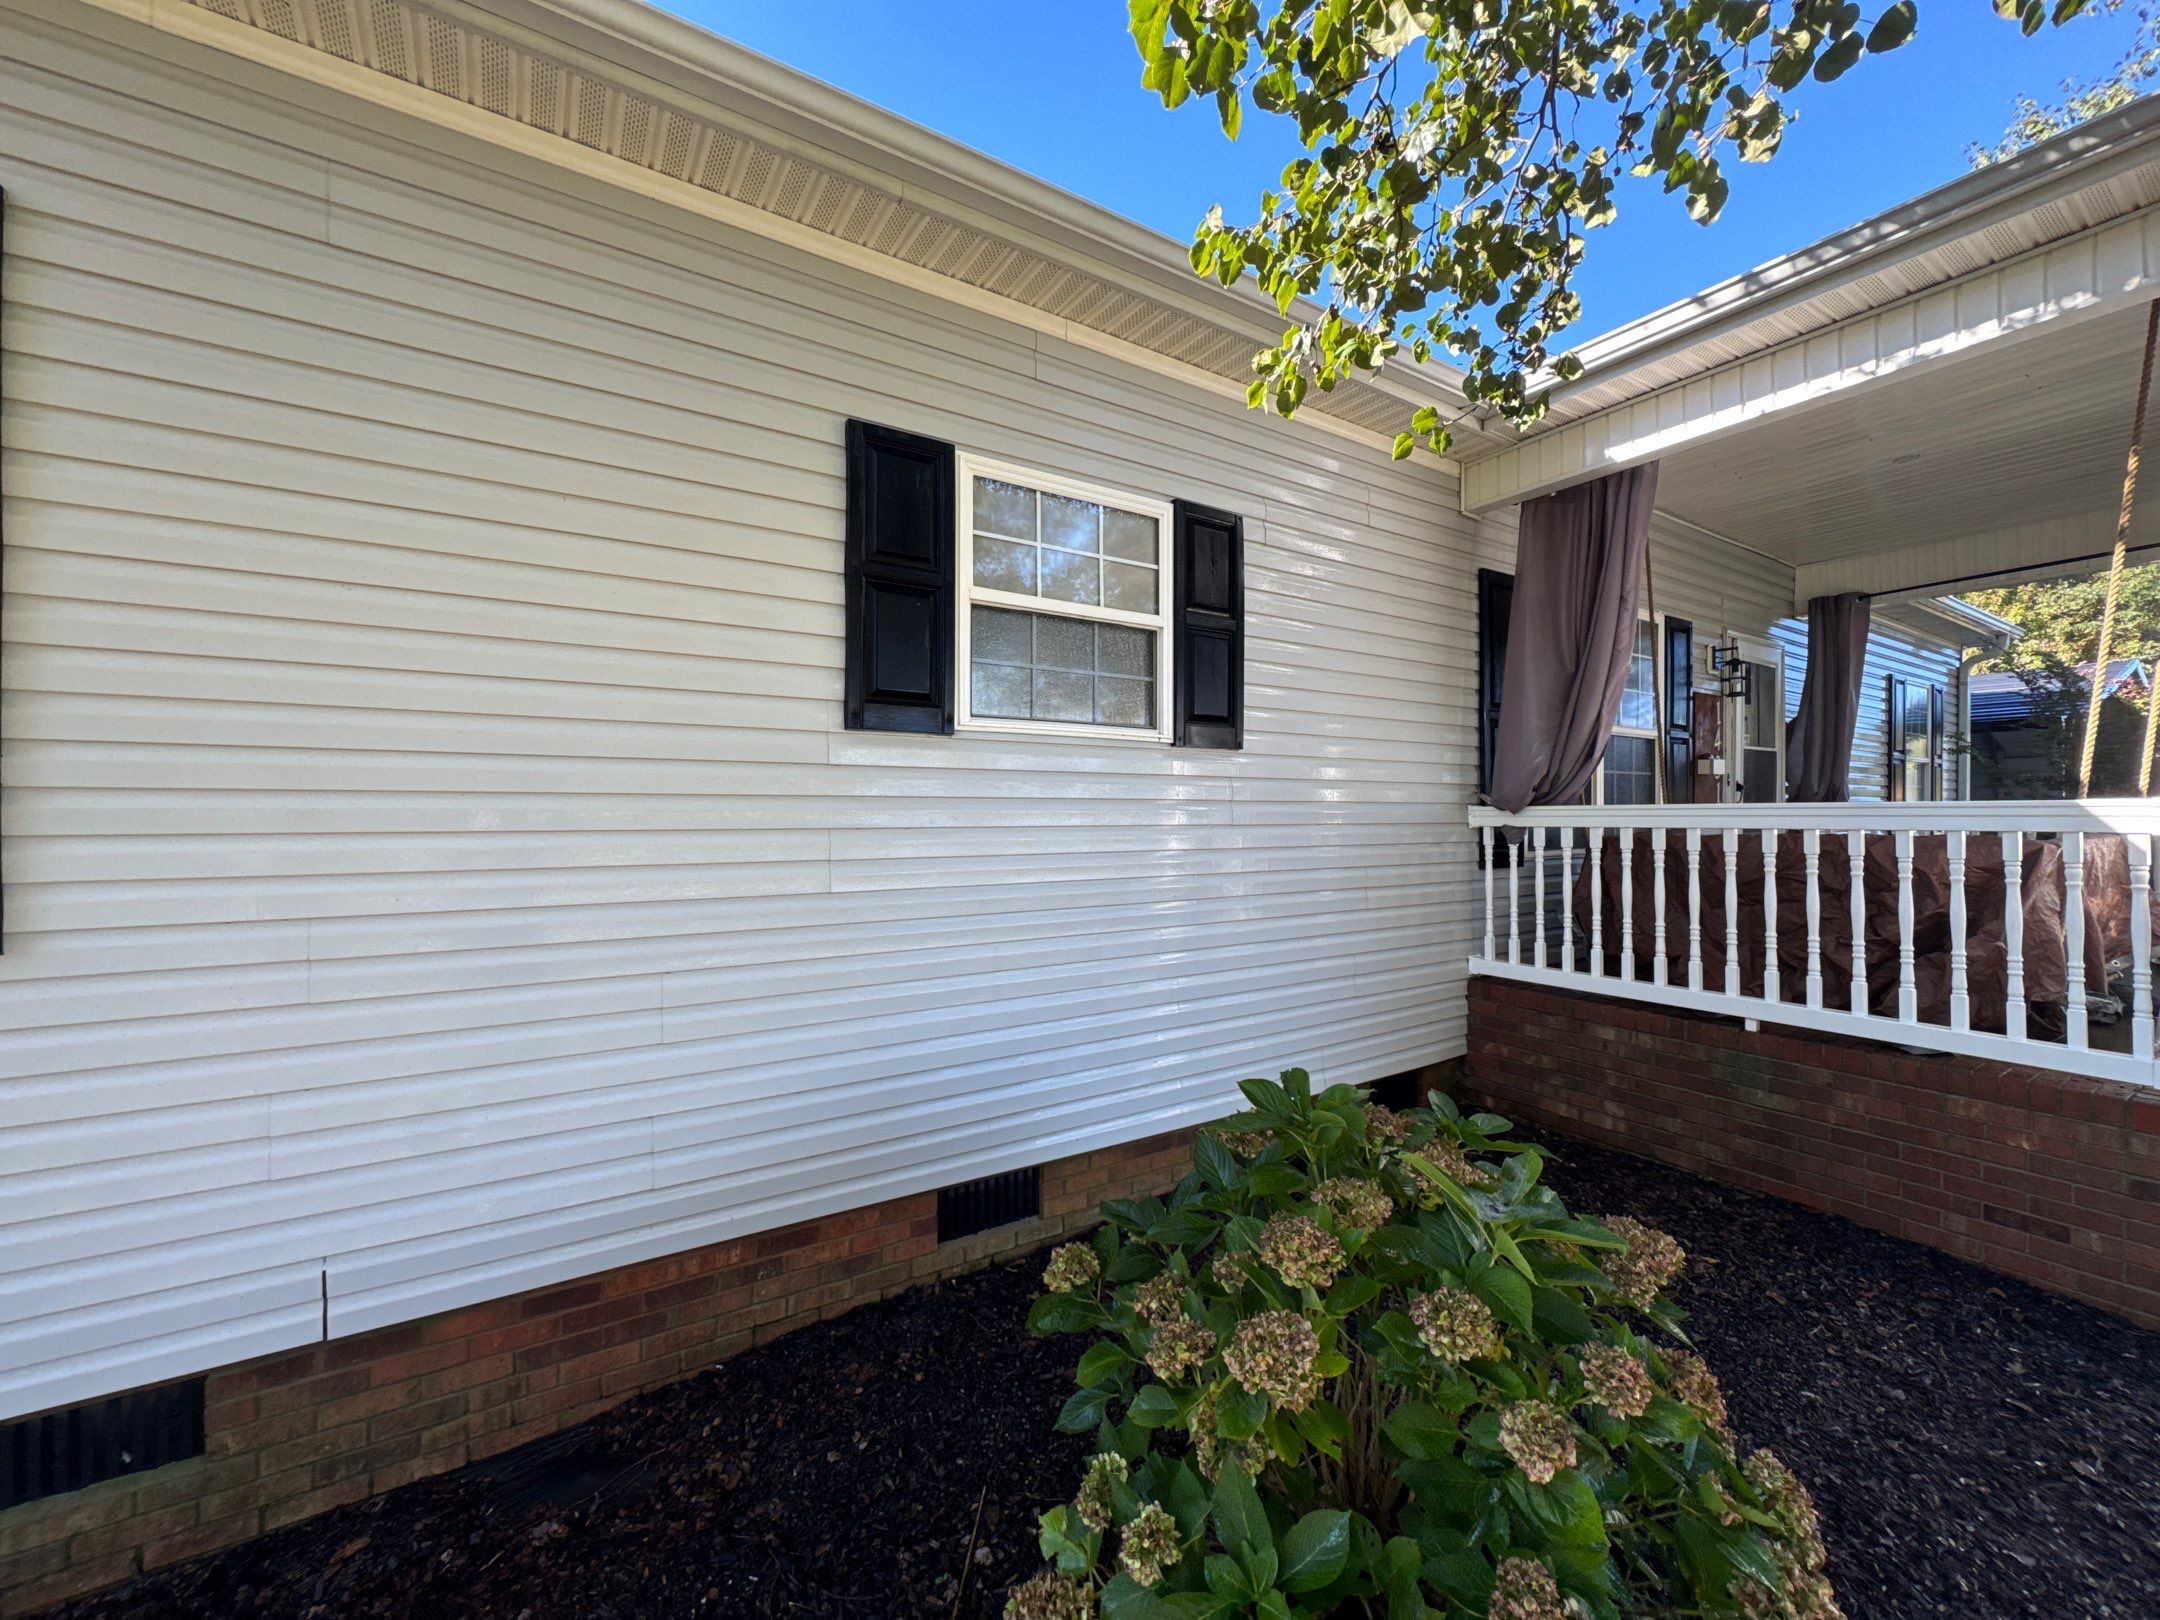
[1212,1458,1273,1562]
[1278,1509,1351,1591]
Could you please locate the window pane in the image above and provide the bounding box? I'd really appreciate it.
[1616,622,1658,732]
[966,607,1155,729]
[971,661,1031,719]
[1097,624,1151,677]
[1039,546,1101,606]
[1102,560,1158,614]
[973,537,1036,593]
[1103,509,1157,563]
[973,606,1033,665]
[973,477,1035,539]
[1095,675,1152,727]
[1034,669,1094,723]
[1041,494,1101,554]
[1603,735,1656,806]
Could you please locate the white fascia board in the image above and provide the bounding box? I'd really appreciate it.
[1460,203,2160,514]
[1795,507,2160,605]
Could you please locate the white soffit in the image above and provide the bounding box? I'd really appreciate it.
[1460,100,2160,514]
[137,0,1468,449]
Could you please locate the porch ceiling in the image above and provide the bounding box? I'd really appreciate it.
[1653,297,2159,590]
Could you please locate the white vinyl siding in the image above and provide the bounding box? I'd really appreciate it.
[0,2,1478,1417]
[1773,615,1967,804]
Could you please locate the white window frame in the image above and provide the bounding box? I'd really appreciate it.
[953,453,1176,743]
[1594,611,1664,806]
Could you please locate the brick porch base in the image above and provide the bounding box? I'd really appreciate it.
[0,1130,1198,1616]
[1466,977,2160,1332]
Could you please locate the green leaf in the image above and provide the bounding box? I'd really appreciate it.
[1058,1385,1111,1433]
[1382,1401,1456,1462]
[1078,1342,1136,1388]
[1029,1293,1110,1336]
[1211,1458,1272,1562]
[1194,1133,1241,1190]
[1128,1383,1182,1429]
[1472,1264,1535,1336]
[1278,1510,1351,1592]
[1866,0,1917,51]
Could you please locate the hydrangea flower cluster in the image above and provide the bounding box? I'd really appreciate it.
[1144,1317,1216,1382]
[1406,1283,1502,1363]
[1412,1138,1496,1191]
[1211,1127,1275,1158]
[1222,1309,1322,1410]
[1363,1103,1413,1144]
[1116,1501,1183,1588]
[1577,1341,1653,1418]
[1488,1556,1569,1620]
[1600,1215,1686,1309]
[1042,1243,1099,1293]
[1005,1568,1093,1620]
[1189,1394,1273,1482]
[1666,1349,1728,1430]
[1256,1212,1343,1289]
[1130,1272,1185,1326]
[1741,1450,1844,1620]
[1497,1400,1578,1485]
[1073,1451,1126,1532]
[1311,1175,1394,1230]
[1208,1250,1246,1291]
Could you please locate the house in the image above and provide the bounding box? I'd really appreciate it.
[0,0,2156,1608]
[1970,657,2151,797]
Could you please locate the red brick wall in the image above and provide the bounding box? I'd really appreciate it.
[1467,978,2160,1331]
[0,1131,1196,1616]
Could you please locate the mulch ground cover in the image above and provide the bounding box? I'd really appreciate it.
[47,1134,2160,1619]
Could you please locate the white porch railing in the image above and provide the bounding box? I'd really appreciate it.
[1468,799,2160,1089]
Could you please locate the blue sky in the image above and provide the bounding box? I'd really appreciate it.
[675,3,2143,340]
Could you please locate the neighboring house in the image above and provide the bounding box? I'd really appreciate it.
[1,0,2157,1607]
[1970,658,2152,797]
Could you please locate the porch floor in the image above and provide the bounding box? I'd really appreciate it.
[40,1138,2160,1620]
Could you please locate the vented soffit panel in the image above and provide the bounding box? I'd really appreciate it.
[168,0,1476,451]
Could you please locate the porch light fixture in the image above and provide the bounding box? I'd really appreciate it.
[1708,638,1751,701]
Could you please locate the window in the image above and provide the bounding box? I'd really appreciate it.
[1737,656,1784,804]
[955,457,1175,740]
[1599,618,1661,806]
[1887,675,1946,801]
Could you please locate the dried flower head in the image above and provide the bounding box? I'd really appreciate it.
[1223,1310,1323,1411]
[1211,1127,1275,1159]
[1042,1243,1100,1294]
[1311,1176,1395,1231]
[1578,1341,1653,1419]
[1364,1103,1413,1145]
[1256,1213,1344,1290]
[1131,1272,1186,1326]
[1489,1555,1568,1620]
[1599,1215,1685,1309]
[1744,1449,1841,1617]
[1074,1451,1127,1532]
[1188,1394,1272,1481]
[1116,1501,1183,1588]
[1497,1401,1578,1485]
[1666,1349,1728,1430]
[1005,1568,1093,1620]
[1406,1284,1502,1363]
[1145,1318,1217,1382]
[1209,1250,1246,1291]
[1411,1139,1496,1192]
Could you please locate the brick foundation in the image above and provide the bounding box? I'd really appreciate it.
[1467,977,2160,1331]
[0,1131,1197,1616]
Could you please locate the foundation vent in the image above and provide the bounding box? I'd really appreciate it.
[1,1380,206,1509]
[937,1167,1042,1243]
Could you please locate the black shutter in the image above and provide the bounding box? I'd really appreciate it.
[844,420,955,734]
[1663,616,1693,803]
[1477,569,1514,797]
[1929,682,1947,800]
[1173,500,1243,749]
[1886,675,1908,802]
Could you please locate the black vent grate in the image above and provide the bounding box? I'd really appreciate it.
[1,1380,205,1510]
[937,1167,1042,1242]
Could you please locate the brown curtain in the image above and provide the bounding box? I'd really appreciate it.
[1785,592,1871,803]
[1485,463,1661,813]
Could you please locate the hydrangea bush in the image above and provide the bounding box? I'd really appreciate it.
[1010,1072,1839,1620]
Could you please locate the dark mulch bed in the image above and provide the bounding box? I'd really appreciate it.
[48,1136,2160,1620]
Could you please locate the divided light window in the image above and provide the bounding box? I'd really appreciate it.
[956,456,1175,741]
[1599,618,1661,806]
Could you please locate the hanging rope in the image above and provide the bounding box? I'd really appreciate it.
[2081,298,2160,798]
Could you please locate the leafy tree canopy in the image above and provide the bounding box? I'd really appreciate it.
[1129,0,2095,456]
[1971,0,2160,164]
